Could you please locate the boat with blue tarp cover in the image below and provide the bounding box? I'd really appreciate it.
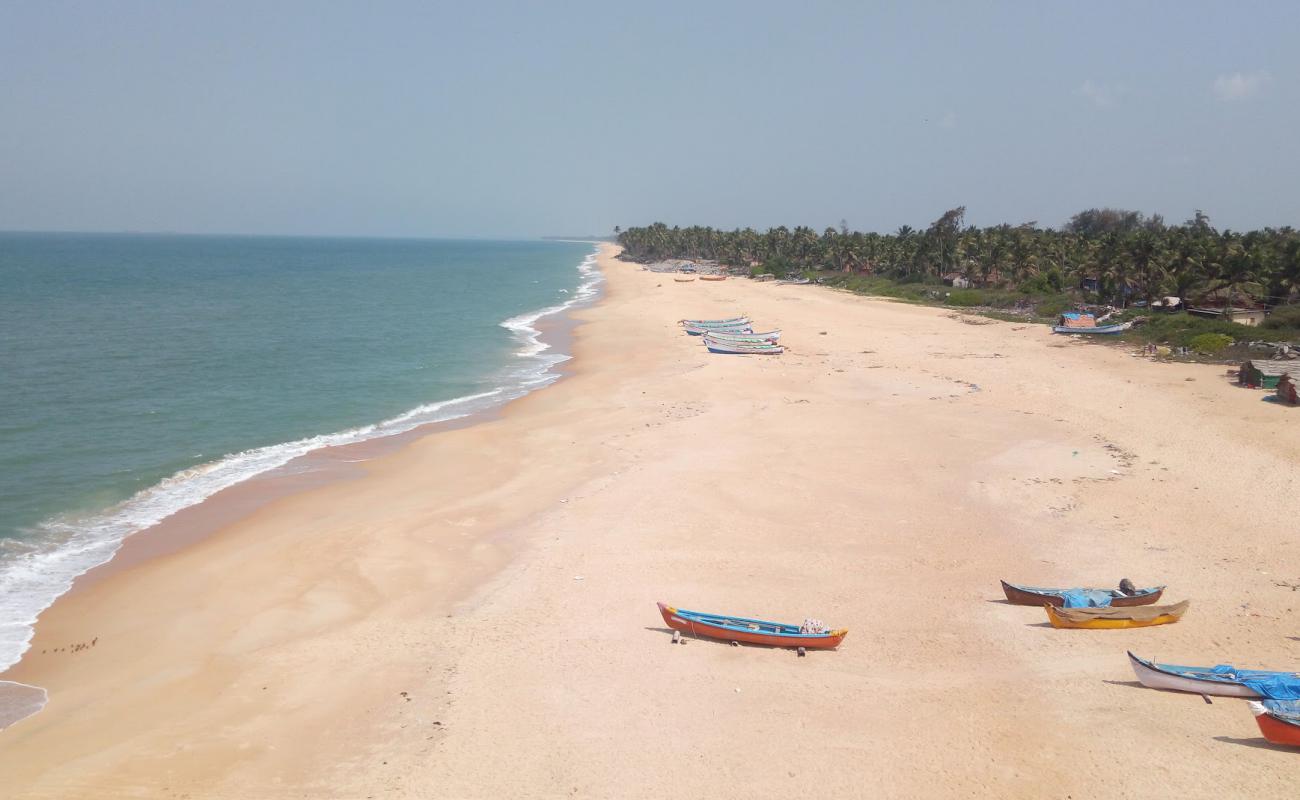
[657,602,846,649]
[1128,651,1300,699]
[1000,580,1163,608]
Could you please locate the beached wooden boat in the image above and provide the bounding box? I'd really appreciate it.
[1052,321,1132,335]
[674,276,695,282]
[1000,580,1164,608]
[703,338,784,355]
[1249,700,1300,747]
[699,275,726,281]
[702,329,781,343]
[657,602,846,649]
[1126,651,1300,698]
[1044,600,1188,629]
[679,316,749,327]
[684,323,752,336]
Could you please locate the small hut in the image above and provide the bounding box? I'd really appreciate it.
[1278,374,1300,405]
[1239,359,1300,389]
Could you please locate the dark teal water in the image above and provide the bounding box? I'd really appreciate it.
[0,233,598,671]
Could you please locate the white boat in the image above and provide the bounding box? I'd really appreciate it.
[684,323,752,336]
[1127,651,1265,698]
[703,329,781,343]
[1052,321,1132,335]
[679,316,749,327]
[703,337,784,355]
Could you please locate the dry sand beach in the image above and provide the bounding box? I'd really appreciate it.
[2,242,1299,798]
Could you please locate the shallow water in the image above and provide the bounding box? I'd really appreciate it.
[0,233,599,676]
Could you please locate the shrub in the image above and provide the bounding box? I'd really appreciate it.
[1033,295,1073,318]
[945,289,984,307]
[1262,305,1300,331]
[1136,313,1248,346]
[1188,332,1234,355]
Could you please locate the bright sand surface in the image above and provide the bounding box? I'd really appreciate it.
[3,243,1300,797]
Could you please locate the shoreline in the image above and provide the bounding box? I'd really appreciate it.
[0,244,602,729]
[3,243,1299,797]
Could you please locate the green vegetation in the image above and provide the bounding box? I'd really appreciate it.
[1129,314,1246,345]
[944,289,984,307]
[1261,305,1300,331]
[1188,332,1234,355]
[617,208,1300,314]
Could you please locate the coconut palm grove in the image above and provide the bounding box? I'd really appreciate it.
[616,209,1300,328]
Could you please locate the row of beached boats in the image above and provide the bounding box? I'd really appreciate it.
[655,578,1300,745]
[1001,578,1300,746]
[679,314,785,355]
[1000,579,1188,629]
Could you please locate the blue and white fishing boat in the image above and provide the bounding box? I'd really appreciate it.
[1128,651,1300,699]
[1052,321,1132,335]
[1053,312,1132,335]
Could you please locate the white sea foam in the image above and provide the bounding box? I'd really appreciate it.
[0,245,602,683]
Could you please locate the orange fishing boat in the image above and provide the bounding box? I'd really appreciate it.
[657,602,846,649]
[1249,701,1300,747]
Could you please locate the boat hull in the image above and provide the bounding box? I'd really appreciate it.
[704,341,784,354]
[1250,703,1300,746]
[685,324,752,336]
[704,329,781,343]
[1046,603,1184,629]
[680,317,749,327]
[1052,322,1132,335]
[1000,580,1163,607]
[1127,651,1262,698]
[657,602,845,649]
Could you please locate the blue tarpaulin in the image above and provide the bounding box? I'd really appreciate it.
[1058,589,1115,608]
[1210,665,1300,700]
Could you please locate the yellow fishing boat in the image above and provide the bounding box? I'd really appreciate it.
[1044,600,1188,629]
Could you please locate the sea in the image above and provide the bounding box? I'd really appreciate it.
[0,233,600,681]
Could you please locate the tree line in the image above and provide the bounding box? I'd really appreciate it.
[615,208,1300,308]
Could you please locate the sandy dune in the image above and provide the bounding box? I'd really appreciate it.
[3,243,1299,798]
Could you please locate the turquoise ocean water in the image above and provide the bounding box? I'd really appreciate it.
[0,233,599,674]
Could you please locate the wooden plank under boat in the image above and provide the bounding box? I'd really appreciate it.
[1000,580,1164,607]
[657,602,846,649]
[1127,651,1280,698]
[1044,600,1188,629]
[1250,701,1300,747]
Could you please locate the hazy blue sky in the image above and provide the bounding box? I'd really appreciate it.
[1,2,1296,237]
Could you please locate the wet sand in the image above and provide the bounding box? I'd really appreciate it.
[2,243,1299,798]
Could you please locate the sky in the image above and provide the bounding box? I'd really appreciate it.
[1,1,1297,237]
